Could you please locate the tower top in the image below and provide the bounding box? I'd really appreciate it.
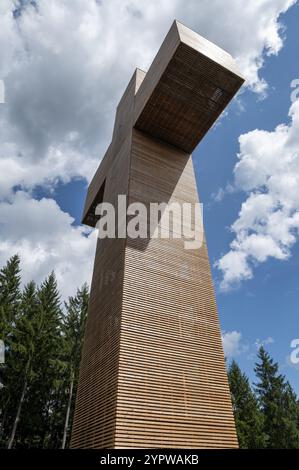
[82,21,244,226]
[134,19,244,153]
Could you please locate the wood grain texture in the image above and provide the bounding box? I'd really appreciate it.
[114,130,237,448]
[71,21,243,449]
[134,20,244,153]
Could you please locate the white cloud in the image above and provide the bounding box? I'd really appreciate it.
[246,337,274,360]
[0,191,97,300]
[217,100,299,290]
[0,0,297,295]
[222,330,246,358]
[255,337,274,349]
[0,0,296,196]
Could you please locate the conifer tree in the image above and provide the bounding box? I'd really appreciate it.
[7,282,39,448]
[255,347,299,448]
[2,253,299,450]
[0,257,90,448]
[0,255,21,446]
[61,284,89,448]
[228,360,266,448]
[10,272,65,448]
[33,272,64,448]
[0,254,21,324]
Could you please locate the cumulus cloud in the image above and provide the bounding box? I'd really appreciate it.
[0,0,296,195]
[217,100,299,291]
[255,337,274,349]
[223,334,273,361]
[0,0,296,295]
[0,191,97,299]
[222,330,246,358]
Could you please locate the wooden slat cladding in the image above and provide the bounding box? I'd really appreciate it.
[134,20,244,153]
[71,21,243,449]
[70,133,133,448]
[82,68,145,227]
[113,130,237,448]
[135,41,244,153]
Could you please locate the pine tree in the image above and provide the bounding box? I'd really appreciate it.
[33,272,64,448]
[0,254,21,324]
[10,272,65,448]
[0,256,89,448]
[228,360,266,448]
[61,284,89,448]
[255,347,299,448]
[1,252,299,450]
[0,254,21,357]
[0,255,21,446]
[7,282,39,448]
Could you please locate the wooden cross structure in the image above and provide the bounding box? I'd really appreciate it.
[71,20,244,449]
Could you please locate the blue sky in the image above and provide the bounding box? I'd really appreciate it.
[194,4,299,393]
[53,3,299,392]
[0,0,298,393]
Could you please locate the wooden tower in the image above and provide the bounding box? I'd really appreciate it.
[71,21,244,449]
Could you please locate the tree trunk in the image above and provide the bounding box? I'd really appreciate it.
[0,401,8,441]
[7,358,30,449]
[61,368,74,449]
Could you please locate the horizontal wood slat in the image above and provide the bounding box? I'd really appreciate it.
[71,20,243,449]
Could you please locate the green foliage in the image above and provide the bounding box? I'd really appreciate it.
[60,284,89,448]
[254,346,299,449]
[0,256,89,448]
[228,348,299,449]
[0,254,21,344]
[0,255,22,444]
[228,360,266,448]
[0,254,299,449]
